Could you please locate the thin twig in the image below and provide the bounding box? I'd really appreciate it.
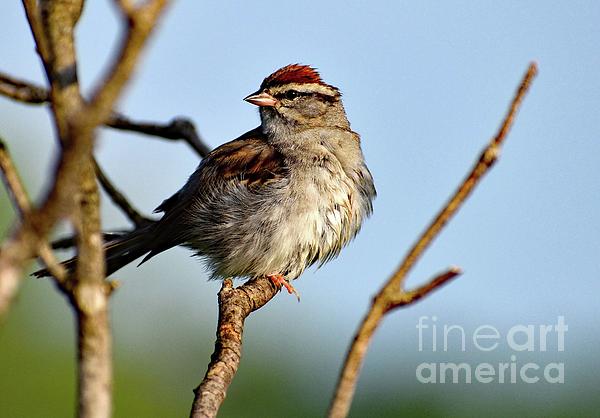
[83,0,169,130]
[107,113,210,158]
[21,0,50,64]
[0,139,67,319]
[0,140,68,285]
[0,71,209,158]
[0,73,49,103]
[0,142,30,214]
[189,277,280,418]
[328,62,538,418]
[386,266,462,310]
[93,157,152,227]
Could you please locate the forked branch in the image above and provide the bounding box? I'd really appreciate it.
[328,62,538,418]
[0,2,171,418]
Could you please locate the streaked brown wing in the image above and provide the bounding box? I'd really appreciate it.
[208,129,286,187]
[155,127,286,214]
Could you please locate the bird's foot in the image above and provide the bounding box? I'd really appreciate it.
[267,274,300,301]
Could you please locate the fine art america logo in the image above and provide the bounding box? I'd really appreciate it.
[415,316,567,384]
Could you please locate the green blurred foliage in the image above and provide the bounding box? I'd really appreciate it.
[2,281,597,418]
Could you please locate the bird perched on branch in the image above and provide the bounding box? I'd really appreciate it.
[35,64,376,298]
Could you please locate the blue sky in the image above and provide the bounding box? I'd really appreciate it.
[2,1,599,415]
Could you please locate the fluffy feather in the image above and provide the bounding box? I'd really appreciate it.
[34,64,375,287]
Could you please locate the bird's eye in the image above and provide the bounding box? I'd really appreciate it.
[284,90,301,100]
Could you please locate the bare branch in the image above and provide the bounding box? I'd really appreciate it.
[93,157,152,227]
[190,277,279,418]
[0,0,171,284]
[0,142,30,215]
[106,113,210,158]
[0,139,67,320]
[34,2,114,417]
[386,65,538,295]
[21,0,50,63]
[72,162,111,418]
[0,72,209,157]
[83,0,170,129]
[1,2,170,417]
[0,73,49,103]
[0,140,36,319]
[386,266,462,310]
[328,62,538,418]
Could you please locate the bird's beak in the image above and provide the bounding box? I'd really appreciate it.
[244,91,278,107]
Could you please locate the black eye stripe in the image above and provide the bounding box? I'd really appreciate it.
[274,90,337,103]
[274,90,311,100]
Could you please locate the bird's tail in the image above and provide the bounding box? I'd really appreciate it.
[33,224,157,278]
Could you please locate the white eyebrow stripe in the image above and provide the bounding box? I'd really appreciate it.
[270,83,339,97]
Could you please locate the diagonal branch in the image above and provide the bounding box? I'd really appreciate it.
[93,157,152,227]
[21,0,51,64]
[83,0,169,129]
[189,277,279,418]
[328,62,538,418]
[0,139,67,320]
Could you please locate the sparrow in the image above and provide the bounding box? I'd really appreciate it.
[36,64,376,297]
